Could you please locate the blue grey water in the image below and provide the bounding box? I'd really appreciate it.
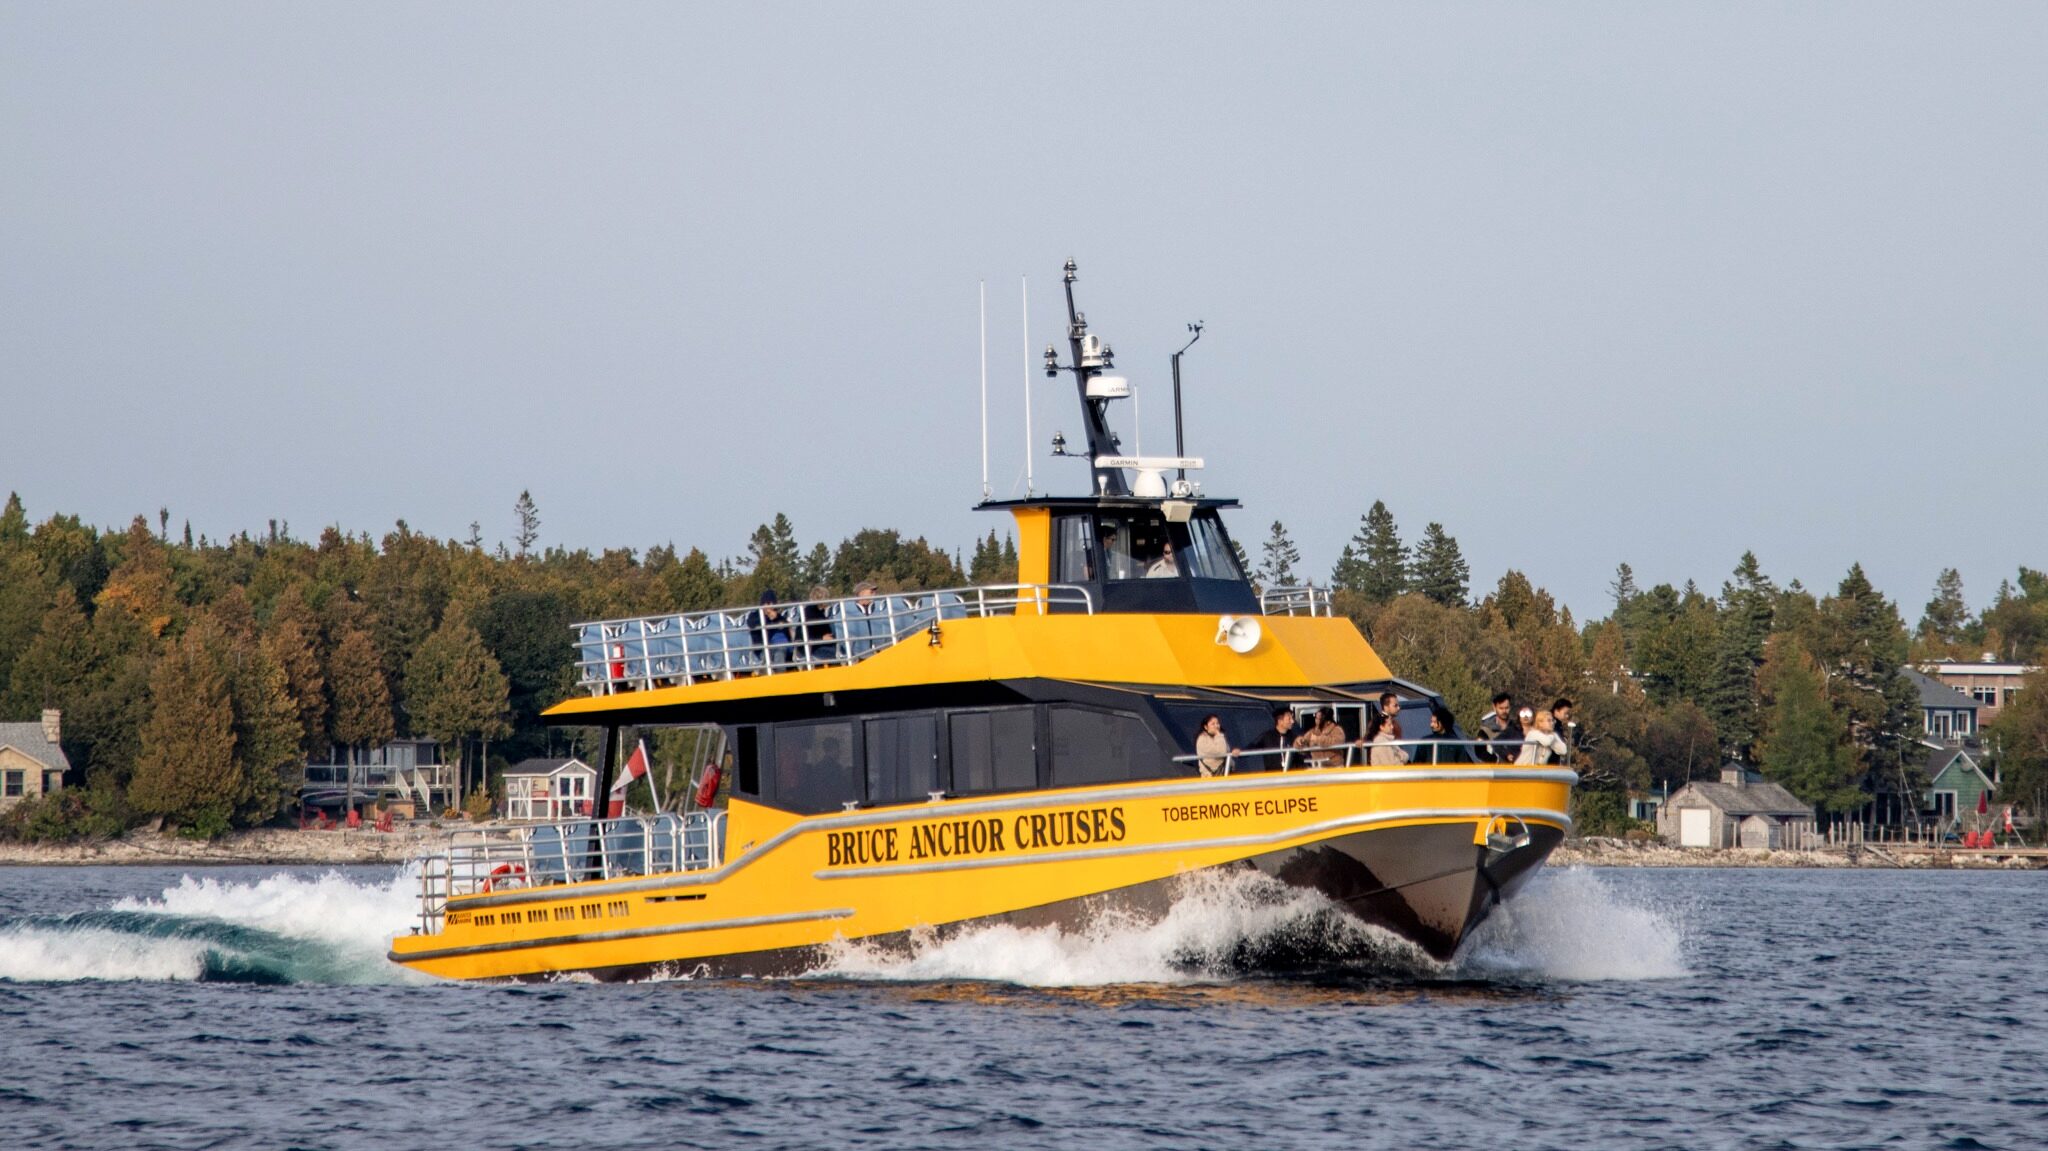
[1,861,2042,1151]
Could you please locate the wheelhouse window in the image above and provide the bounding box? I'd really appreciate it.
[949,708,1037,793]
[773,721,858,813]
[1054,515,1096,584]
[1180,512,1245,582]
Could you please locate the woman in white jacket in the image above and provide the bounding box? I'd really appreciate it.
[1367,712,1410,766]
[1515,708,1569,765]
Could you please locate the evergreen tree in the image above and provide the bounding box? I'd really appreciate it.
[0,533,57,691]
[747,514,803,592]
[1816,563,1920,805]
[1359,501,1408,603]
[660,547,726,612]
[328,624,394,770]
[226,635,304,827]
[471,588,575,763]
[1705,551,1775,760]
[0,492,25,541]
[513,490,540,557]
[1917,567,1970,650]
[263,584,328,757]
[1989,668,2048,818]
[1410,523,1470,607]
[1256,521,1301,590]
[1000,534,1018,582]
[970,530,1007,584]
[404,606,511,799]
[3,587,91,715]
[129,623,240,835]
[800,542,834,591]
[1608,562,1640,616]
[1756,633,1861,813]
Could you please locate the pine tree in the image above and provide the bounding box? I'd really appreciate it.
[1918,568,1969,648]
[1256,521,1301,590]
[328,624,394,769]
[513,490,540,557]
[1360,502,1407,603]
[800,542,833,591]
[227,636,304,826]
[1609,562,1639,617]
[1409,523,1469,607]
[661,548,726,612]
[1816,562,1920,803]
[405,606,511,799]
[3,587,92,715]
[1756,633,1861,813]
[1705,551,1776,761]
[263,584,327,757]
[1000,535,1018,582]
[747,514,803,593]
[129,623,240,835]
[970,529,1006,584]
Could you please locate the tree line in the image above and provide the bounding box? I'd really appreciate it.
[1,489,2043,840]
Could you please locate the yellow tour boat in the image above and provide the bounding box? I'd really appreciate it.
[388,263,1575,982]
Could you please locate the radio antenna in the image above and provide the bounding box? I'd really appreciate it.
[1022,275,1034,497]
[979,280,990,500]
[1170,321,1203,482]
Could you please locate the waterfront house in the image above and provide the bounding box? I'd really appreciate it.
[1922,744,1995,825]
[503,758,597,821]
[1657,764,1817,850]
[299,737,455,816]
[1921,656,2035,727]
[1903,668,1980,742]
[0,710,68,810]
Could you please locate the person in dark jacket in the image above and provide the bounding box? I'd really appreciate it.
[748,589,796,669]
[1422,705,1475,763]
[802,583,838,665]
[1477,692,1522,762]
[1236,707,1299,770]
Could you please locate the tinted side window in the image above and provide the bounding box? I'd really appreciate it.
[865,714,938,806]
[949,709,1037,793]
[1049,706,1159,786]
[734,726,760,796]
[1182,512,1246,581]
[773,721,858,813]
[1054,515,1096,583]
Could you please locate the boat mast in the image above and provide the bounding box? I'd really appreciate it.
[1047,259,1130,497]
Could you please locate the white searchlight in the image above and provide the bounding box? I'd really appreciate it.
[1214,614,1262,654]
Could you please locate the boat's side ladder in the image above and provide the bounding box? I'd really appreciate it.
[414,810,728,935]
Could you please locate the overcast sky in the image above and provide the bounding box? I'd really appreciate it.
[5,3,2043,621]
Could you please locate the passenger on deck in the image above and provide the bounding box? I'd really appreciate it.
[1422,706,1474,764]
[844,580,883,658]
[1236,707,1299,769]
[1298,707,1348,766]
[1367,712,1410,766]
[1194,714,1231,778]
[1551,697,1578,756]
[1477,692,1522,762]
[749,590,796,669]
[1372,691,1402,740]
[1515,709,1569,765]
[803,583,838,664]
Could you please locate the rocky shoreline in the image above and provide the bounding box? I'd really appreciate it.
[3,827,2041,870]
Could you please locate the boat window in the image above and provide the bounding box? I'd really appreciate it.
[1180,512,1245,582]
[1048,706,1160,786]
[772,720,858,813]
[865,714,939,806]
[1054,515,1096,583]
[734,726,759,796]
[949,708,1037,793]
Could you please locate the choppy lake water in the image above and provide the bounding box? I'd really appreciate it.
[1,861,2042,1150]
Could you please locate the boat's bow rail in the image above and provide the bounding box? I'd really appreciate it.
[1259,586,1333,617]
[413,811,727,934]
[571,583,1096,695]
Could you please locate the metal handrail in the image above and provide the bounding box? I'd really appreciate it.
[414,810,729,935]
[1259,585,1332,617]
[1173,737,1571,775]
[571,583,1095,695]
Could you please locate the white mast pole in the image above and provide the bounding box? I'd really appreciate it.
[979,280,990,500]
[1022,275,1034,497]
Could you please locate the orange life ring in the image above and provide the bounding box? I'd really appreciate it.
[482,863,526,893]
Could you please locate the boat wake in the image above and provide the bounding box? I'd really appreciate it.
[807,865,1689,987]
[0,869,428,985]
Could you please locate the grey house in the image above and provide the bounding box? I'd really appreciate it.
[1903,668,1980,742]
[1658,764,1817,850]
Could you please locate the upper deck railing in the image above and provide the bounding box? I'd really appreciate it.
[1259,585,1333,617]
[572,583,1096,696]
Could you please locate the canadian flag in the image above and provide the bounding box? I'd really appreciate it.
[607,740,654,818]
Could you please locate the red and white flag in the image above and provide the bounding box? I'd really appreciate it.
[607,740,654,818]
[2005,806,2017,833]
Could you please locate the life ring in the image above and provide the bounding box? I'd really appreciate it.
[482,863,526,893]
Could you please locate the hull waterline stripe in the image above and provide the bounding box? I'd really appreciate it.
[447,767,1577,912]
[812,806,1574,880]
[388,907,855,965]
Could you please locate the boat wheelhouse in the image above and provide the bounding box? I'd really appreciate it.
[388,262,1574,982]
